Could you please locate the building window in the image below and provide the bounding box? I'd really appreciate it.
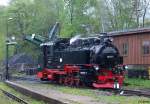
[142,41,150,55]
[122,43,128,55]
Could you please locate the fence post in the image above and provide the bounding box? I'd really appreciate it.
[148,67,150,79]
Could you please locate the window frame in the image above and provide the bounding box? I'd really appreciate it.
[142,40,150,55]
[122,42,129,56]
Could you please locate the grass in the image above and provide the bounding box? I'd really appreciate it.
[124,77,150,89]
[98,95,150,104]
[0,82,45,104]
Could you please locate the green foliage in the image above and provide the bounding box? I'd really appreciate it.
[63,0,99,36]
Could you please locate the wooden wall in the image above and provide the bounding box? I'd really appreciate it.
[112,33,150,65]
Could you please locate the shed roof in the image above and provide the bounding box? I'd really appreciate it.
[108,27,150,37]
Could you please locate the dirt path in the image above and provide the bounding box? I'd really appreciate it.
[11,80,106,104]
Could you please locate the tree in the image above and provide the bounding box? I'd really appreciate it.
[132,0,150,27]
[102,0,137,31]
[62,0,98,37]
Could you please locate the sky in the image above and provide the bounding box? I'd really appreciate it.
[0,0,10,6]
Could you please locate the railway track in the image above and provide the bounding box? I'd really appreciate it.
[11,76,150,98]
[5,80,66,104]
[0,88,28,104]
[122,89,150,98]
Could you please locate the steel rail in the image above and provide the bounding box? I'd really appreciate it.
[122,89,150,98]
[0,89,28,104]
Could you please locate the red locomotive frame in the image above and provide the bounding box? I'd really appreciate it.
[37,64,125,89]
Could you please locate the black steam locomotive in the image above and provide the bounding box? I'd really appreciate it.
[42,35,123,69]
[26,23,125,89]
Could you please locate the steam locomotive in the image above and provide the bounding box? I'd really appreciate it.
[26,23,125,89]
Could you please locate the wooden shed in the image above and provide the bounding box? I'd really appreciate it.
[108,28,150,65]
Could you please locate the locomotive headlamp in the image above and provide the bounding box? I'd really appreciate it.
[124,65,128,70]
[60,58,63,63]
[110,38,113,42]
[94,65,99,70]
